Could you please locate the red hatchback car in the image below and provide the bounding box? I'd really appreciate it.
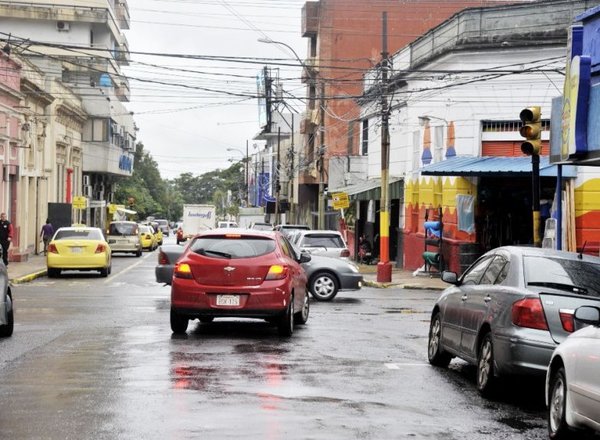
[170,230,311,336]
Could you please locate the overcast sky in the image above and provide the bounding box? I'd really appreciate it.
[124,0,306,180]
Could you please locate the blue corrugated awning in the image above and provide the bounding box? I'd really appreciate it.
[419,156,577,177]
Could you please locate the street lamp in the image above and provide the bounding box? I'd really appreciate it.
[258,37,325,229]
[227,144,249,206]
[418,115,448,126]
[257,38,304,67]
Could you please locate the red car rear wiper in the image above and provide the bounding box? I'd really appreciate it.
[195,248,232,259]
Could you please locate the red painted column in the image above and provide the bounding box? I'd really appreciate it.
[66,168,73,203]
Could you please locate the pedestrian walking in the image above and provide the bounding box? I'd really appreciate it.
[0,212,13,266]
[40,219,55,256]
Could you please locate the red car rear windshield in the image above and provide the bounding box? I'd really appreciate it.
[189,236,276,259]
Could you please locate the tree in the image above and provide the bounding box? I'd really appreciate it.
[114,142,168,220]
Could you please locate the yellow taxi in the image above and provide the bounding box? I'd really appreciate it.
[149,221,163,245]
[139,224,158,251]
[46,226,112,277]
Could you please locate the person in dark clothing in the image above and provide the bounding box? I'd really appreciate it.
[40,219,55,255]
[0,212,13,266]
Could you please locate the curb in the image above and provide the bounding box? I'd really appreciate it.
[363,279,445,290]
[10,269,47,285]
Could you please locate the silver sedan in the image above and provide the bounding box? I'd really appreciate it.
[428,246,600,397]
[0,258,13,337]
[546,305,600,439]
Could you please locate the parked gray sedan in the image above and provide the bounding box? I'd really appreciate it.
[0,257,13,337]
[155,242,362,302]
[428,246,600,397]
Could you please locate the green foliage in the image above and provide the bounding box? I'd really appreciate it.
[115,146,247,222]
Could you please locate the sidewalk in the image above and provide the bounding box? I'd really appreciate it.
[357,263,447,290]
[7,253,48,284]
[5,254,447,291]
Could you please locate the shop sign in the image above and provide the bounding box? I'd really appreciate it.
[561,25,591,161]
[332,192,350,210]
[72,196,87,210]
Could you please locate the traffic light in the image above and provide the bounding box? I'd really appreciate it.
[519,106,542,156]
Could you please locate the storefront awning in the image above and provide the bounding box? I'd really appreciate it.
[419,156,577,177]
[330,177,404,201]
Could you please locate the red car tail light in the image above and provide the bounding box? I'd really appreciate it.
[174,262,193,279]
[340,249,350,257]
[559,309,575,333]
[95,244,106,254]
[158,251,169,265]
[47,243,58,254]
[512,298,549,330]
[265,264,288,280]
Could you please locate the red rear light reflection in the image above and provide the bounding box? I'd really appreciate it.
[559,310,575,333]
[512,298,549,330]
[340,249,350,257]
[95,244,106,254]
[47,243,58,254]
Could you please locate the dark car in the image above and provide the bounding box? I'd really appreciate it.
[428,246,600,397]
[154,219,170,236]
[167,230,310,336]
[0,255,13,337]
[157,243,363,302]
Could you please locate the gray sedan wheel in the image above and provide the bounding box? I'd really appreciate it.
[428,313,452,367]
[0,293,13,337]
[309,272,339,301]
[477,333,497,396]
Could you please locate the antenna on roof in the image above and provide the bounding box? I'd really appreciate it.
[578,241,587,260]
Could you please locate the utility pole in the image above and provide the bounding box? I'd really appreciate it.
[275,127,281,224]
[318,82,326,230]
[377,11,392,283]
[289,113,295,223]
[245,140,249,206]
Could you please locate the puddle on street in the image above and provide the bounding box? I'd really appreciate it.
[234,344,288,355]
[496,417,539,432]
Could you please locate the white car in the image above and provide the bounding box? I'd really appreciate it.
[546,305,600,439]
[291,230,350,259]
[217,221,239,228]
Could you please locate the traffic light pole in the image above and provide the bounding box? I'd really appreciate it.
[519,106,542,247]
[532,153,541,247]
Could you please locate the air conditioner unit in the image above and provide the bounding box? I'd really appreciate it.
[57,21,70,31]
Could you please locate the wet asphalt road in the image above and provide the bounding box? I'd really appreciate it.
[0,240,584,440]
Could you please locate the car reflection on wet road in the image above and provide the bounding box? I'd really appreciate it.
[1,247,595,439]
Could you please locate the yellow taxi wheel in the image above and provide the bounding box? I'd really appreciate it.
[48,268,60,278]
